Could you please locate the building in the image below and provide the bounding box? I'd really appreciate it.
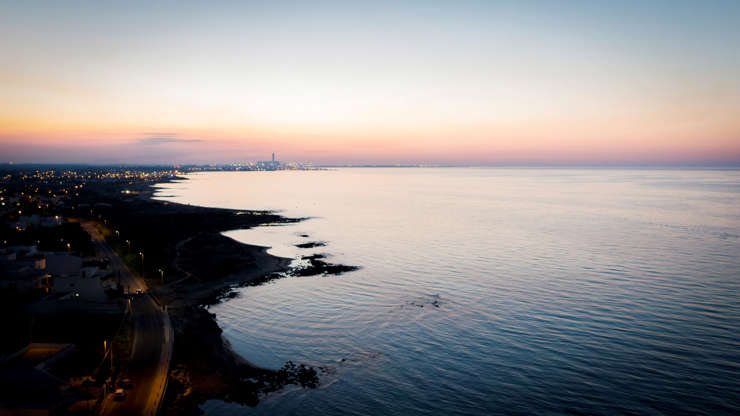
[0,248,50,294]
[256,152,281,170]
[46,254,107,302]
[0,264,51,294]
[0,248,105,299]
[0,343,74,415]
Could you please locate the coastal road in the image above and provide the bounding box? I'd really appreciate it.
[80,221,172,416]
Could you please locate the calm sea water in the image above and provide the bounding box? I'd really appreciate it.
[154,168,740,416]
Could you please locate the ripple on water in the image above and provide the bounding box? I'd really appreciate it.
[154,168,740,415]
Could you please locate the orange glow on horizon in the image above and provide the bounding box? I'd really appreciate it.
[1,2,739,164]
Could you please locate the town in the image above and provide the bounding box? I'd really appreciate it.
[0,165,179,415]
[0,163,320,415]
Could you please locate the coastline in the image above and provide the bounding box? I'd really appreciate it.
[143,178,317,414]
[71,172,359,414]
[99,174,351,414]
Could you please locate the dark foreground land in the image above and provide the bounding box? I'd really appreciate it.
[80,179,332,414]
[1,166,356,415]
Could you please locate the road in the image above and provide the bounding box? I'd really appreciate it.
[81,221,172,416]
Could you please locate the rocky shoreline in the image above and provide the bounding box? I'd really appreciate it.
[81,175,356,414]
[163,306,321,415]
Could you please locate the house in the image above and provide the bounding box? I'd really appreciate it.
[46,254,106,302]
[0,264,51,294]
[0,343,74,415]
[0,250,51,294]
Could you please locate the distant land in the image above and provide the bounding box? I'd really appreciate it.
[2,162,740,170]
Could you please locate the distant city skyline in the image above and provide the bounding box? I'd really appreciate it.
[1,1,739,165]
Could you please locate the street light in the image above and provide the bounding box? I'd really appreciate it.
[158,268,164,284]
[139,252,144,275]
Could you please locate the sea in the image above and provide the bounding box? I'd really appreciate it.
[154,168,740,416]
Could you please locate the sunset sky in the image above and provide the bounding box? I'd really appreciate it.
[1,1,739,165]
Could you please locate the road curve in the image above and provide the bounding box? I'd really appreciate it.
[81,221,172,416]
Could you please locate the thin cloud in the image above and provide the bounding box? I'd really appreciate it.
[139,132,179,137]
[137,137,203,145]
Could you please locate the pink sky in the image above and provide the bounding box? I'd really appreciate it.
[1,2,739,165]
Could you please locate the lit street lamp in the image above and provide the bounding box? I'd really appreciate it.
[139,252,144,275]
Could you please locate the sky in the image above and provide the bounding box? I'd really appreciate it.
[1,1,739,165]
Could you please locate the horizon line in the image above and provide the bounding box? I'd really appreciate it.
[2,162,740,170]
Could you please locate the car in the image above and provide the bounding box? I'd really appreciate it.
[135,289,144,295]
[113,388,126,401]
[119,378,133,389]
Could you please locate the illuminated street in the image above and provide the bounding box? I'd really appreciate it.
[83,221,171,416]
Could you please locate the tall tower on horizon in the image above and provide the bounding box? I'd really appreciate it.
[272,152,275,162]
